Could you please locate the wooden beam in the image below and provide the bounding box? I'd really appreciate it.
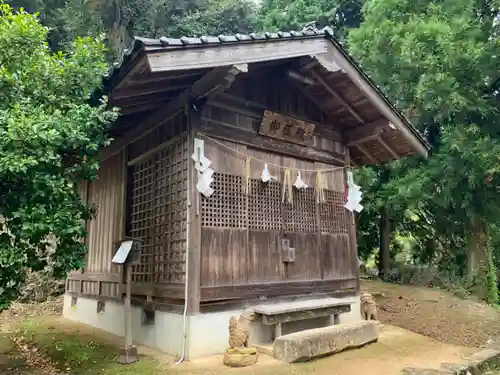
[118,100,167,116]
[210,92,343,141]
[112,91,177,109]
[300,57,319,71]
[100,64,248,162]
[113,54,149,91]
[377,135,400,159]
[355,143,379,165]
[310,69,364,124]
[126,70,206,85]
[197,120,345,165]
[146,38,328,72]
[118,282,185,300]
[67,272,121,283]
[323,41,429,158]
[345,119,388,146]
[310,53,342,73]
[186,115,202,315]
[285,75,341,132]
[111,82,191,100]
[200,278,357,301]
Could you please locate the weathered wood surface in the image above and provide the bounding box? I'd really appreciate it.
[259,110,316,146]
[84,150,126,284]
[146,38,328,72]
[101,64,246,162]
[186,113,202,314]
[195,77,356,302]
[201,278,357,302]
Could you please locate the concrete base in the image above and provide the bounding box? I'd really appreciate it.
[62,293,362,360]
[118,345,138,364]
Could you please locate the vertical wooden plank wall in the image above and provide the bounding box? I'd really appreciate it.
[196,70,357,302]
[67,110,190,306]
[66,150,126,297]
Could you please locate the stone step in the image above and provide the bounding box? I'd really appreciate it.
[273,320,379,363]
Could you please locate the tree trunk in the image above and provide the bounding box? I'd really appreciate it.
[467,219,489,299]
[378,166,391,280]
[379,205,391,279]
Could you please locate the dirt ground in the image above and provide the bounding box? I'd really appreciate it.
[1,280,500,375]
[361,280,500,347]
[179,325,474,375]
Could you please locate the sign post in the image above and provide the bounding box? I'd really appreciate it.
[112,238,142,365]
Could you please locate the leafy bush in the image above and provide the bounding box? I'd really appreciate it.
[0,3,118,311]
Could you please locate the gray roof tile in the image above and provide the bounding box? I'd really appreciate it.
[93,25,430,153]
[102,26,333,86]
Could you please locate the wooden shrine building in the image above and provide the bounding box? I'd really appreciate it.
[63,26,430,359]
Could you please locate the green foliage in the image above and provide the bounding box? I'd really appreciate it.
[348,0,500,300]
[257,0,365,42]
[486,235,498,305]
[8,0,260,60]
[0,3,117,310]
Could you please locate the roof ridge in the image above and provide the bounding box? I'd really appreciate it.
[132,26,335,47]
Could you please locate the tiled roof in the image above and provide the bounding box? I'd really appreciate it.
[136,28,330,48]
[97,25,430,153]
[104,26,336,83]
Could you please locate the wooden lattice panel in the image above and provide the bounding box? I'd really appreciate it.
[248,179,282,231]
[201,172,246,228]
[283,188,317,233]
[128,137,188,284]
[320,190,349,234]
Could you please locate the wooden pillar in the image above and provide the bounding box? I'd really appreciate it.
[119,263,138,364]
[186,109,202,314]
[124,264,132,348]
[345,149,360,295]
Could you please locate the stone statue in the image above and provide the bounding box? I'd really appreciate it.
[224,308,258,367]
[228,308,255,348]
[360,292,378,321]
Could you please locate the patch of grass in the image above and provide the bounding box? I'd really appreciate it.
[0,335,31,374]
[17,318,162,375]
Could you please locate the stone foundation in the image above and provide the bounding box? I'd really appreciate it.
[62,294,361,360]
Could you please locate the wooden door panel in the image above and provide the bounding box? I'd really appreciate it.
[247,230,285,283]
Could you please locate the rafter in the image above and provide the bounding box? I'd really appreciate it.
[101,64,248,161]
[377,135,400,159]
[355,144,379,165]
[345,119,388,146]
[309,69,364,124]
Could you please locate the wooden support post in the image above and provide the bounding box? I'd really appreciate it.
[119,264,138,364]
[125,265,132,347]
[345,150,361,295]
[186,113,202,315]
